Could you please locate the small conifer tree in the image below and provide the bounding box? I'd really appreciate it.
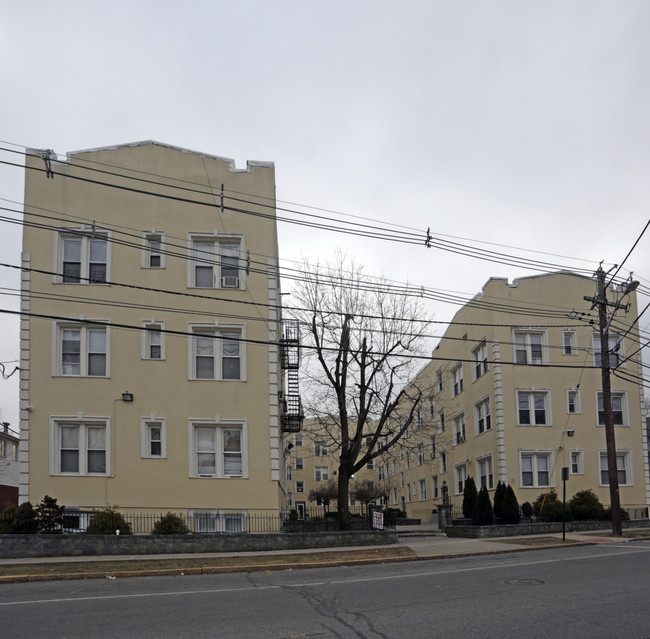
[462,476,478,520]
[475,487,494,525]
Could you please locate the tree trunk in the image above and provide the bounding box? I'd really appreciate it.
[337,465,351,529]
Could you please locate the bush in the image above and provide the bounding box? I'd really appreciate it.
[13,502,38,533]
[36,495,64,534]
[501,485,520,524]
[475,487,494,525]
[521,502,533,519]
[85,507,132,535]
[604,507,630,521]
[570,490,606,521]
[0,505,17,533]
[152,512,189,534]
[462,477,478,520]
[493,481,506,520]
[532,490,571,522]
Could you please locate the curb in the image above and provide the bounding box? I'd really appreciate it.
[0,541,591,584]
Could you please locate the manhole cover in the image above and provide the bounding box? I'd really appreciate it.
[503,578,545,586]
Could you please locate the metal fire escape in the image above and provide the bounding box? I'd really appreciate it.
[280,319,304,433]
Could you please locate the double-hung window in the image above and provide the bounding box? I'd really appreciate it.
[190,235,243,289]
[451,365,464,396]
[432,476,439,499]
[314,441,329,456]
[142,231,165,268]
[453,413,466,445]
[59,231,108,284]
[190,324,244,380]
[56,322,108,377]
[455,463,467,495]
[475,397,491,434]
[417,443,425,465]
[567,389,580,414]
[517,390,550,425]
[570,450,584,475]
[295,457,304,470]
[52,419,109,476]
[477,455,494,490]
[599,451,631,486]
[597,392,627,426]
[563,331,577,355]
[419,479,427,500]
[593,333,623,368]
[520,452,551,487]
[472,341,489,379]
[378,465,385,481]
[142,321,165,360]
[191,421,246,478]
[314,466,329,481]
[141,418,166,458]
[514,331,545,365]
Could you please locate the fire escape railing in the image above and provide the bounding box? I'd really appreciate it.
[280,319,303,433]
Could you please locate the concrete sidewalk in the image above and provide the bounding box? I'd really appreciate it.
[0,525,645,582]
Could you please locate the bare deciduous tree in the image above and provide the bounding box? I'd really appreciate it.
[290,252,436,526]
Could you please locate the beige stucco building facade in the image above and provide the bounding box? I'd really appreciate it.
[394,272,649,521]
[291,273,649,522]
[20,141,297,530]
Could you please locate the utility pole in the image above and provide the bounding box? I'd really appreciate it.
[585,267,631,536]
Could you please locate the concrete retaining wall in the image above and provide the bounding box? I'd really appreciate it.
[0,530,398,559]
[446,519,650,538]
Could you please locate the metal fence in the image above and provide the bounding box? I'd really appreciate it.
[446,503,649,525]
[1,506,395,535]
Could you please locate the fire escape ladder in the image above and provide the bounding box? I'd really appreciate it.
[280,319,303,432]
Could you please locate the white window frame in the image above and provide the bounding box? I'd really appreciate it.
[419,479,427,501]
[430,436,436,459]
[517,390,551,426]
[314,466,330,481]
[188,233,244,289]
[428,397,435,420]
[296,480,304,493]
[450,364,464,397]
[314,441,329,456]
[417,442,425,465]
[190,510,246,533]
[286,465,293,481]
[599,450,631,486]
[476,455,494,490]
[189,322,245,381]
[53,321,110,377]
[563,330,577,356]
[454,463,467,495]
[436,370,443,391]
[520,451,553,488]
[50,416,110,476]
[592,332,624,369]
[570,450,584,475]
[597,391,628,426]
[378,465,386,481]
[188,419,248,478]
[56,229,110,284]
[475,396,492,435]
[142,320,165,360]
[472,340,489,379]
[513,330,546,365]
[432,476,439,499]
[295,457,304,470]
[142,230,165,269]
[567,389,581,414]
[440,451,447,474]
[453,413,466,445]
[140,417,167,459]
[293,433,303,447]
[366,459,375,470]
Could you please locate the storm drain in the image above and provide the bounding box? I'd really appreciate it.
[503,578,545,586]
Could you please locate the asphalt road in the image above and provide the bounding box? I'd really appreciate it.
[2,541,650,639]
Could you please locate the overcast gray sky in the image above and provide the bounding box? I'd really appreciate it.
[2,1,649,428]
